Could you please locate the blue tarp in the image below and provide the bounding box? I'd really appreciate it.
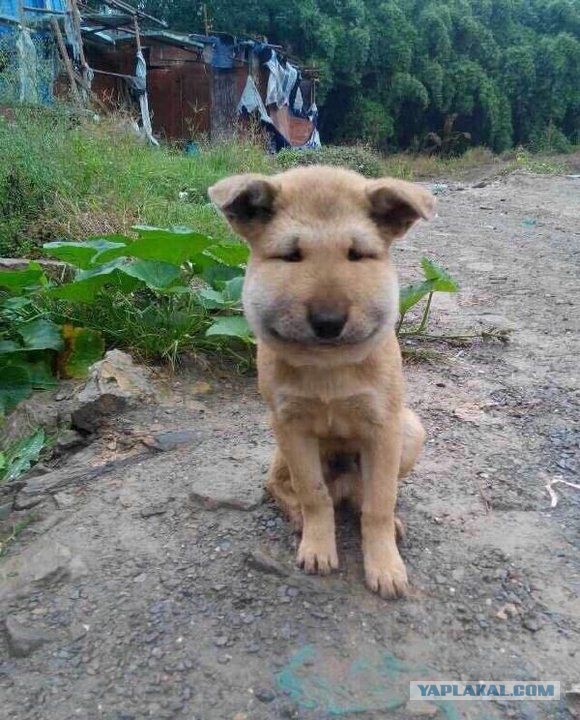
[0,0,66,23]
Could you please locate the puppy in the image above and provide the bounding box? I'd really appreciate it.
[209,166,434,598]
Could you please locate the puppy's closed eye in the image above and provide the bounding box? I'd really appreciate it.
[348,247,377,262]
[272,248,303,263]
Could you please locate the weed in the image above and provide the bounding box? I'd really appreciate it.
[0,513,37,557]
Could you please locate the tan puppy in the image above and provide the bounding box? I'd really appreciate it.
[209,166,435,598]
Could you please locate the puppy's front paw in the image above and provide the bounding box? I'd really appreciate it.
[364,545,408,599]
[297,536,339,575]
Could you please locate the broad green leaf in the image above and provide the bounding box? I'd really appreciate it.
[75,257,133,281]
[223,276,244,303]
[47,274,117,303]
[0,364,33,415]
[2,429,46,483]
[0,453,5,472]
[399,280,435,315]
[60,326,105,379]
[47,259,143,303]
[197,275,244,310]
[42,239,128,270]
[0,340,20,353]
[17,319,64,351]
[206,315,253,341]
[121,260,181,289]
[204,242,249,267]
[96,226,214,266]
[0,297,33,311]
[25,356,58,389]
[202,263,244,287]
[0,263,47,295]
[420,257,459,293]
[197,287,230,309]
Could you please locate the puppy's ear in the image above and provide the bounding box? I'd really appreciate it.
[366,178,436,239]
[208,174,279,239]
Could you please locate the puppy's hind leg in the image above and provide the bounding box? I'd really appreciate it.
[399,408,426,479]
[266,447,303,530]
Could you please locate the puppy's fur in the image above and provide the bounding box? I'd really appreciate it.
[209,166,434,598]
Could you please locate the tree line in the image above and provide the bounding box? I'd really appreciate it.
[145,0,580,153]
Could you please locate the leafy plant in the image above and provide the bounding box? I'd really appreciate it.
[397,257,459,334]
[0,429,46,484]
[42,225,253,364]
[0,264,104,417]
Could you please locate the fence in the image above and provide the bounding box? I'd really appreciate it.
[0,25,59,104]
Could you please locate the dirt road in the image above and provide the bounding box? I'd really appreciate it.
[1,170,578,720]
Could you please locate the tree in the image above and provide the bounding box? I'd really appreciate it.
[142,0,580,152]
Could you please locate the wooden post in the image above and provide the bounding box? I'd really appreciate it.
[133,14,142,54]
[69,0,88,69]
[50,17,81,105]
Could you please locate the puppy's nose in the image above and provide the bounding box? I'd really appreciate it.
[308,309,348,339]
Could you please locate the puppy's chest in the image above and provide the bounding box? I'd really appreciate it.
[272,390,385,438]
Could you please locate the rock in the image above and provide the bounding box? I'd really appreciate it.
[0,257,71,280]
[71,350,157,432]
[522,614,544,632]
[191,381,212,395]
[0,501,12,520]
[255,688,276,703]
[188,455,265,511]
[3,616,56,657]
[55,429,85,452]
[496,603,519,621]
[0,392,64,450]
[140,503,167,518]
[0,541,88,602]
[13,492,45,511]
[405,701,439,717]
[17,449,152,501]
[53,492,76,509]
[246,549,289,577]
[143,429,201,452]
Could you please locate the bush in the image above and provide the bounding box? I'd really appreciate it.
[275,145,387,178]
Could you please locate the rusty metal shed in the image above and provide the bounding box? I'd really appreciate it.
[81,19,319,148]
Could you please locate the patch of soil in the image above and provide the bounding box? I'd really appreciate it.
[0,172,578,720]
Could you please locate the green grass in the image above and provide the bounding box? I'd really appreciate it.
[0,106,272,257]
[2,107,576,258]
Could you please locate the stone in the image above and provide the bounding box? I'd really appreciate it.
[522,614,544,632]
[55,429,85,452]
[16,449,152,501]
[143,429,201,452]
[405,701,439,717]
[0,540,88,603]
[140,504,167,518]
[191,381,212,395]
[53,492,76,509]
[71,350,157,432]
[13,493,45,511]
[0,392,63,450]
[255,688,276,703]
[246,549,289,578]
[3,615,56,657]
[0,501,12,520]
[188,455,266,511]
